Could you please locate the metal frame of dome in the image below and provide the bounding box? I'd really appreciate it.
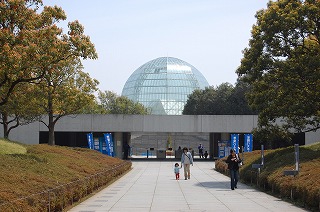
[122,57,209,115]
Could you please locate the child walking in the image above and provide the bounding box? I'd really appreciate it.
[174,163,181,180]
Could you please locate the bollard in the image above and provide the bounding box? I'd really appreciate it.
[252,145,264,170]
[283,144,299,176]
[294,144,299,172]
[251,145,264,187]
[241,146,244,164]
[261,145,264,166]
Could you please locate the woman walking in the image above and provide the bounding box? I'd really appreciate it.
[181,147,193,180]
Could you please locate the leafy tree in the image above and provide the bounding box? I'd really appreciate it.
[98,91,149,115]
[226,80,258,115]
[0,83,41,138]
[182,87,217,115]
[0,1,98,144]
[79,98,106,114]
[0,0,97,106]
[210,83,234,114]
[98,91,117,114]
[183,83,256,115]
[252,126,293,149]
[236,0,320,133]
[34,58,99,145]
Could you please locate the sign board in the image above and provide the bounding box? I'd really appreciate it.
[104,133,114,157]
[218,140,230,158]
[244,134,253,152]
[86,133,94,149]
[230,134,239,154]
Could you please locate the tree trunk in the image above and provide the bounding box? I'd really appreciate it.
[47,93,55,145]
[1,112,21,139]
[48,113,55,145]
[2,113,9,139]
[48,126,55,145]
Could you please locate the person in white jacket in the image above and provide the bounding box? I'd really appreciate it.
[181,147,193,180]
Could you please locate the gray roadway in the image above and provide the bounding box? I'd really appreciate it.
[69,161,307,212]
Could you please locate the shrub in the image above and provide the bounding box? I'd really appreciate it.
[215,143,320,211]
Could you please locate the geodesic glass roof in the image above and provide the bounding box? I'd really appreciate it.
[121,57,209,115]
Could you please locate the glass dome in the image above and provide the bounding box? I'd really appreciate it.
[121,57,209,115]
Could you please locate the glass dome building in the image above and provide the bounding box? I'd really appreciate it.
[121,57,209,115]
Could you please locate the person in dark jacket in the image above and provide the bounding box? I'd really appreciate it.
[198,143,204,158]
[226,149,241,190]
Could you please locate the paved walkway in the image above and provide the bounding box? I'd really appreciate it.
[69,161,307,212]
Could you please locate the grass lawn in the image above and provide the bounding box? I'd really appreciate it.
[0,139,27,155]
[0,138,131,211]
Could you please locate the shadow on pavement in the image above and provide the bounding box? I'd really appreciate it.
[195,181,252,190]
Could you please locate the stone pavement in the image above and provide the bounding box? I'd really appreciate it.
[69,161,307,212]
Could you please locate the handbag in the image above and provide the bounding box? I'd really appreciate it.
[236,154,242,167]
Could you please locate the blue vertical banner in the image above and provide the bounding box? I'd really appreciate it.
[244,134,253,152]
[86,133,94,149]
[104,133,114,157]
[230,134,239,154]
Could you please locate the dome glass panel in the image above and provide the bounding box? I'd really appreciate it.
[121,57,209,115]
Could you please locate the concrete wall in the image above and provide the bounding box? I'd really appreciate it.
[50,114,258,133]
[305,130,320,145]
[0,121,40,145]
[0,114,319,145]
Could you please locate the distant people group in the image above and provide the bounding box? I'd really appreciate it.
[198,144,209,159]
[174,146,209,180]
[175,146,242,192]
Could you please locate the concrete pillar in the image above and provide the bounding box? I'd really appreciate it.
[210,133,223,159]
[114,132,123,159]
[122,132,131,160]
[209,133,214,159]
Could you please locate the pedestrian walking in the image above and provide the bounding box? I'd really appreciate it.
[226,149,242,190]
[174,163,181,180]
[181,147,193,180]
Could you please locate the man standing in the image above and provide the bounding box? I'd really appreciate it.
[198,143,204,158]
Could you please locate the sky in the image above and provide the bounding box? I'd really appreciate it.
[44,0,270,95]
